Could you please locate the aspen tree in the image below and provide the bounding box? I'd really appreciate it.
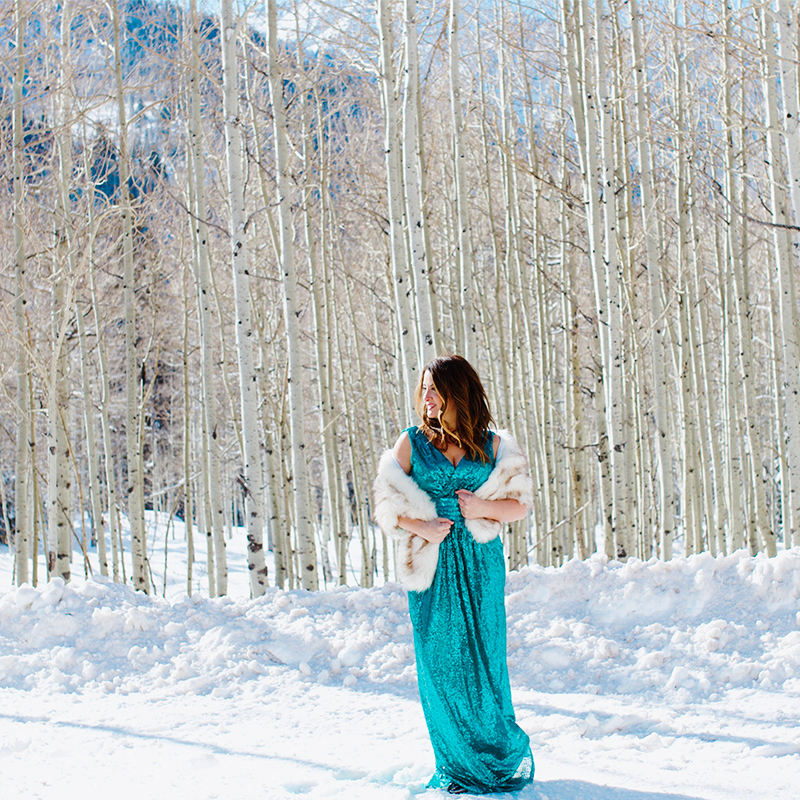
[687,257,717,556]
[475,16,509,411]
[768,272,790,541]
[0,468,11,557]
[495,3,520,436]
[402,0,438,363]
[609,6,640,553]
[219,0,268,595]
[689,196,727,555]
[13,0,31,585]
[266,432,292,589]
[717,220,745,553]
[772,0,800,548]
[738,154,763,552]
[111,0,148,592]
[266,0,318,590]
[560,139,587,557]
[75,296,107,577]
[188,0,226,595]
[377,0,420,415]
[671,0,701,554]
[199,406,216,597]
[47,280,72,584]
[630,0,675,558]
[495,5,536,565]
[722,4,775,556]
[49,0,78,583]
[683,162,719,555]
[291,54,347,582]
[373,319,393,581]
[73,67,124,589]
[318,250,347,583]
[449,0,478,362]
[481,11,538,555]
[33,441,46,583]
[563,0,613,556]
[239,43,288,585]
[339,277,375,587]
[321,198,349,583]
[85,185,122,582]
[592,0,631,559]
[677,284,701,554]
[182,261,195,596]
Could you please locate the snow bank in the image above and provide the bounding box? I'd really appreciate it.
[2,548,799,705]
[505,549,800,701]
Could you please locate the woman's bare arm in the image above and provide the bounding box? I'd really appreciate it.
[392,432,453,543]
[397,515,453,543]
[392,431,412,474]
[455,491,528,522]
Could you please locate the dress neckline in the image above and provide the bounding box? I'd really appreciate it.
[416,427,495,469]
[419,433,465,469]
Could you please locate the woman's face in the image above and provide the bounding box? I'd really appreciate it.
[421,370,444,420]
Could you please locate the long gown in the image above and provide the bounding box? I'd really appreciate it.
[405,426,534,793]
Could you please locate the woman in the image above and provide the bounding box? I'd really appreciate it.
[374,355,534,794]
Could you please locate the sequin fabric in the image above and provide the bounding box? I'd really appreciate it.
[405,427,534,794]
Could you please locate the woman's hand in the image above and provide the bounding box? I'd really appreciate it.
[455,490,489,520]
[398,516,453,543]
[456,490,528,523]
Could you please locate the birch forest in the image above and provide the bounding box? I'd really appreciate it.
[3,0,800,597]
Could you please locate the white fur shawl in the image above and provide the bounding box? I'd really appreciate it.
[372,429,534,591]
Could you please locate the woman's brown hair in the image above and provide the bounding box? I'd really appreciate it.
[415,355,494,463]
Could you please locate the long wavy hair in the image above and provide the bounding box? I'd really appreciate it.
[414,355,494,463]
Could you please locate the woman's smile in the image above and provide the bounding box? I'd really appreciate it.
[422,372,442,418]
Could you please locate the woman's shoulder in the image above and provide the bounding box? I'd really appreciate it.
[394,425,427,458]
[400,426,435,466]
[491,429,528,462]
[403,425,428,447]
[392,430,413,474]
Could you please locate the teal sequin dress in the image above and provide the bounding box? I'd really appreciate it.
[405,427,533,793]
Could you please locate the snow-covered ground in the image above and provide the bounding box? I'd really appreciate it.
[2,518,800,799]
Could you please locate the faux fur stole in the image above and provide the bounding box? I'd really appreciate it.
[372,429,534,591]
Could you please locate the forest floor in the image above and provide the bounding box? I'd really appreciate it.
[1,516,799,799]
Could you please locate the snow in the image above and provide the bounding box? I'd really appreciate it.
[2,524,800,799]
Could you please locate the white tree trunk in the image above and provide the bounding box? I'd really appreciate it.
[47,279,71,582]
[773,0,800,548]
[722,8,775,556]
[630,0,675,558]
[402,0,438,364]
[112,0,148,592]
[593,0,631,559]
[13,0,30,586]
[267,0,318,590]
[564,0,613,555]
[182,266,195,597]
[691,215,726,555]
[449,0,478,362]
[76,299,107,576]
[189,0,226,595]
[717,224,745,552]
[377,0,421,413]
[87,215,122,583]
[219,0,268,596]
[670,4,701,554]
[50,2,77,583]
[298,82,346,586]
